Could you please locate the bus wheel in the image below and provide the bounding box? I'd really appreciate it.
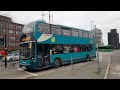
[86,55,90,62]
[19,64,22,68]
[54,58,61,68]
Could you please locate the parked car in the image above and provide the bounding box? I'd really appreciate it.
[2,53,19,62]
[0,50,5,60]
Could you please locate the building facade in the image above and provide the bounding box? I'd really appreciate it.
[0,15,24,51]
[91,25,103,47]
[108,29,119,49]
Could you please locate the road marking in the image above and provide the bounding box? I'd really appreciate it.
[17,68,38,76]
[104,56,112,79]
[12,75,32,79]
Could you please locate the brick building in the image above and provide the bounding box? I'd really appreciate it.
[0,15,24,51]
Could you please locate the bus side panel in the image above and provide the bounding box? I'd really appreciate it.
[50,52,89,66]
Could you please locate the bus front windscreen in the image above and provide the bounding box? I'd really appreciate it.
[20,43,34,59]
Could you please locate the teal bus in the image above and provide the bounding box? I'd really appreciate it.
[98,45,113,52]
[19,20,96,70]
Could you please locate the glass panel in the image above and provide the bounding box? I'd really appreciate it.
[38,23,50,34]
[71,30,79,36]
[62,29,71,36]
[83,31,89,38]
[51,25,61,34]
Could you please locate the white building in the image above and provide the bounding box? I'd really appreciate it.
[91,25,104,47]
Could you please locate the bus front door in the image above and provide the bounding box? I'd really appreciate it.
[37,44,50,67]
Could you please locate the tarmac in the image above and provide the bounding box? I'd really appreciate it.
[29,52,111,79]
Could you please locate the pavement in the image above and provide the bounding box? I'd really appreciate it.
[0,60,19,71]
[27,52,112,79]
[107,50,120,79]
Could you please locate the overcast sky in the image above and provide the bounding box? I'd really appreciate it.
[1,11,120,45]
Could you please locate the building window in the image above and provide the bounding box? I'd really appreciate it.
[3,29,5,34]
[9,30,15,34]
[9,23,12,28]
[0,22,2,27]
[1,17,3,20]
[6,23,9,28]
[2,22,5,28]
[9,36,15,40]
[16,31,18,34]
[17,25,21,29]
[12,24,15,29]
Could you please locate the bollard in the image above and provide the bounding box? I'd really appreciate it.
[97,51,101,74]
[99,52,102,62]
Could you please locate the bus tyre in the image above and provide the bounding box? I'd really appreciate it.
[86,55,90,62]
[19,64,22,68]
[54,58,61,68]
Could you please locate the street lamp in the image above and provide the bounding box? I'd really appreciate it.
[91,21,94,31]
[42,11,44,20]
[42,11,53,23]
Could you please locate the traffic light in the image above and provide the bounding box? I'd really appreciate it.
[0,38,4,45]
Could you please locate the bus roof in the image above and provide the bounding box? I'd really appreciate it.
[37,19,91,32]
[57,24,90,32]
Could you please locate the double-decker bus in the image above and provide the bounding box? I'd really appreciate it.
[19,20,96,70]
[98,45,113,52]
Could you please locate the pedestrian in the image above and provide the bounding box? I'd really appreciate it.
[74,47,78,52]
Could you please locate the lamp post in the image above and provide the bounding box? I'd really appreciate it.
[91,21,94,31]
[42,11,44,20]
[97,35,101,73]
[4,33,7,68]
[94,25,101,73]
[42,11,53,23]
[49,11,50,23]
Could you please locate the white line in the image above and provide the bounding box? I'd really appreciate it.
[37,70,56,76]
[104,56,112,79]
[12,75,32,79]
[17,68,38,76]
